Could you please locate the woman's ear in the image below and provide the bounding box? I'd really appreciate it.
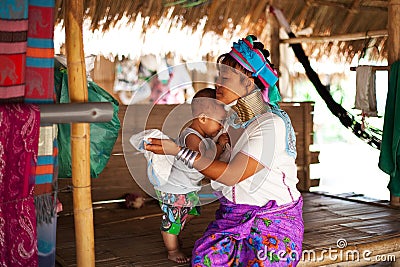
[245,77,255,93]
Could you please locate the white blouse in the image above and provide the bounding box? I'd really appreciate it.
[212,112,301,206]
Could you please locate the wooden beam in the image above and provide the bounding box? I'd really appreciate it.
[280,29,388,44]
[310,0,387,11]
[270,0,280,74]
[340,0,361,34]
[297,0,313,29]
[349,66,389,71]
[65,0,95,266]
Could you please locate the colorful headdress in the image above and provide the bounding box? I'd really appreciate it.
[229,36,281,106]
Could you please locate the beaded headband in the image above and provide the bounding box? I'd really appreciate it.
[229,36,281,106]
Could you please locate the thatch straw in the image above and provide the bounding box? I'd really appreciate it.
[54,0,389,64]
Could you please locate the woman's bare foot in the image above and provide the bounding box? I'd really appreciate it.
[167,249,190,263]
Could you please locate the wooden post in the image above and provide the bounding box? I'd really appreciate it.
[388,0,400,207]
[65,0,95,266]
[269,0,280,82]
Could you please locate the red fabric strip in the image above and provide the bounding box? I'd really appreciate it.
[0,85,25,98]
[0,19,28,32]
[0,41,27,54]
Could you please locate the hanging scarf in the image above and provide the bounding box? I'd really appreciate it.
[0,103,40,267]
[25,0,55,103]
[0,0,28,101]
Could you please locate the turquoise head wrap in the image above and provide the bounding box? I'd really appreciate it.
[229,36,281,107]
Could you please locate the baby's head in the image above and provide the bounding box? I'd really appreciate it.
[191,88,227,137]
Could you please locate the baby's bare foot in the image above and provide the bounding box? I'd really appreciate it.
[167,249,190,263]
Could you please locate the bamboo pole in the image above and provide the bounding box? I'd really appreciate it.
[269,1,280,75]
[280,29,388,44]
[65,0,95,266]
[388,0,400,208]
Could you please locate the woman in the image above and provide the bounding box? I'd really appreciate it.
[145,35,304,266]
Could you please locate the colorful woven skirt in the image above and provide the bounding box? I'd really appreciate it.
[192,197,304,267]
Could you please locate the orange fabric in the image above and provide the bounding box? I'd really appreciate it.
[26,47,53,58]
[35,164,53,175]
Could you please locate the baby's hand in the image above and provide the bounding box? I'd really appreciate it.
[217,133,230,148]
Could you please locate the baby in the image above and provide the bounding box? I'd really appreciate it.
[154,88,228,263]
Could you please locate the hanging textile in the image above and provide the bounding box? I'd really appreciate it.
[0,0,28,101]
[0,0,55,102]
[355,66,378,117]
[25,0,55,103]
[34,124,58,267]
[379,61,400,196]
[55,67,121,178]
[0,103,40,266]
[34,126,58,223]
[1,1,57,266]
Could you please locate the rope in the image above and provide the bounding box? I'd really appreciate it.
[287,31,381,150]
[270,6,381,149]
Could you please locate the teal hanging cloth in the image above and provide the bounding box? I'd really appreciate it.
[378,61,400,196]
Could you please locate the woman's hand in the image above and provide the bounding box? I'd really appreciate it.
[144,138,180,156]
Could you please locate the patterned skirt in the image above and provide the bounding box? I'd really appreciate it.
[192,197,304,267]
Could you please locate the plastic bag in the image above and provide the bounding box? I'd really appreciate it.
[55,68,121,178]
[130,129,175,186]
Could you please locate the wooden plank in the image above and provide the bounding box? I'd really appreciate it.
[310,150,320,164]
[310,178,320,187]
[55,192,400,266]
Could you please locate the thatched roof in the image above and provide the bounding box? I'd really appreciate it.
[55,0,389,63]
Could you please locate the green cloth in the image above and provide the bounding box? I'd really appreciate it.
[378,61,400,196]
[55,68,121,178]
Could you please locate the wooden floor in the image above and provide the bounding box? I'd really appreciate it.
[55,191,400,267]
[53,104,400,266]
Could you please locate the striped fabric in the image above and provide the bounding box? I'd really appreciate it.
[0,0,28,101]
[25,0,55,103]
[1,2,58,266]
[34,124,58,227]
[35,125,58,186]
[0,0,55,102]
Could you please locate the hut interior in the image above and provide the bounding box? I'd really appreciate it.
[53,0,400,265]
[53,0,395,200]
